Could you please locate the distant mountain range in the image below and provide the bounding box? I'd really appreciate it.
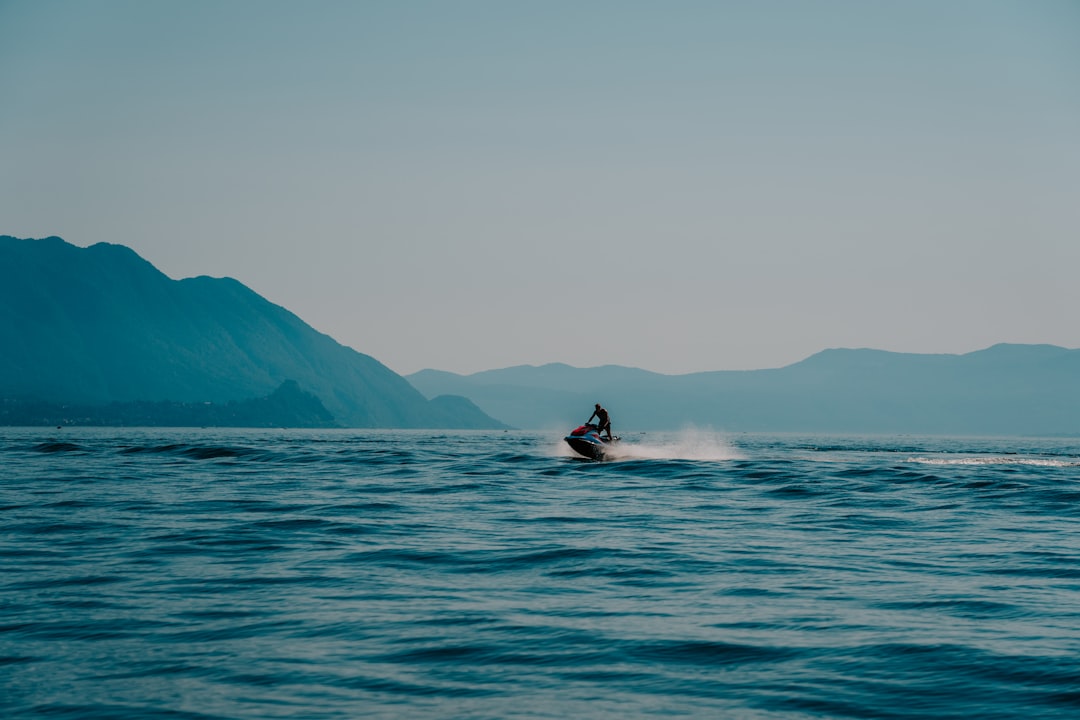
[408,345,1080,436]
[0,235,504,429]
[5,235,1076,435]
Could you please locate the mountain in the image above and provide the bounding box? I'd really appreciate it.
[0,236,505,429]
[407,345,1080,436]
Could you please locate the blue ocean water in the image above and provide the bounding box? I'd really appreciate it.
[2,427,1079,719]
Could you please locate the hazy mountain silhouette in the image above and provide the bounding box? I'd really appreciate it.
[0,236,504,429]
[408,345,1080,435]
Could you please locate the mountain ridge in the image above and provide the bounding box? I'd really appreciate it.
[0,235,505,429]
[407,344,1080,435]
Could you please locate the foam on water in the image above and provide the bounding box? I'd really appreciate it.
[909,455,1080,467]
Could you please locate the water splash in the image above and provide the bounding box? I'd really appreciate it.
[609,427,743,461]
[551,427,743,461]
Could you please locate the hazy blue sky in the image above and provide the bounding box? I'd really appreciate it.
[3,1,1079,375]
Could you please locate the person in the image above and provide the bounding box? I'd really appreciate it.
[587,403,612,440]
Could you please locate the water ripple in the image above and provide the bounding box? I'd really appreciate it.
[1,428,1078,719]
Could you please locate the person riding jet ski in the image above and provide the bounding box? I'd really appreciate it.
[587,403,613,440]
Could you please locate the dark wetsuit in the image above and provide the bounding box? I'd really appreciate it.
[588,406,611,439]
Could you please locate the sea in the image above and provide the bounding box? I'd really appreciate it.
[2,427,1079,719]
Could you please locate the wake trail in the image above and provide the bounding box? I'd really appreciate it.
[551,427,743,461]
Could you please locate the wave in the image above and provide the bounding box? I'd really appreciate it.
[31,441,85,454]
[117,443,286,462]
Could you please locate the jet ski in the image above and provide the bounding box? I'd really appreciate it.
[564,423,620,460]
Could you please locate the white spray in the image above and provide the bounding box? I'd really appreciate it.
[547,425,743,461]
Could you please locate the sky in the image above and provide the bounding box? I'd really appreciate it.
[2,1,1079,376]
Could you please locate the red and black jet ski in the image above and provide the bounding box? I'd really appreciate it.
[564,423,620,460]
